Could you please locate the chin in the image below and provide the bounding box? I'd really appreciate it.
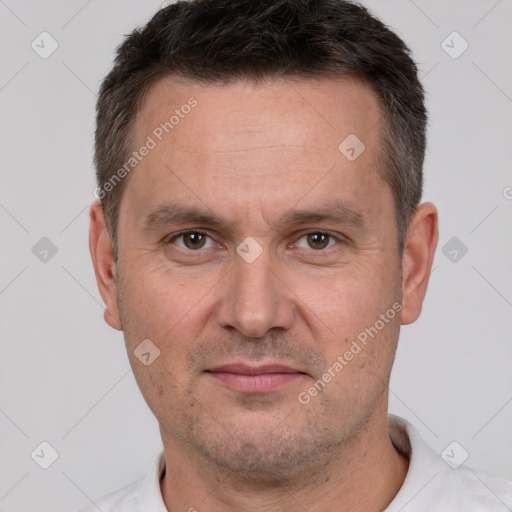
[187,420,336,484]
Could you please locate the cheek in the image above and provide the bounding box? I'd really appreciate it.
[307,313,400,408]
[291,264,398,331]
[118,261,218,344]
[288,263,402,390]
[117,265,210,416]
[130,356,200,432]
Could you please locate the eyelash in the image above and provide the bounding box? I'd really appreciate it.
[167,230,344,252]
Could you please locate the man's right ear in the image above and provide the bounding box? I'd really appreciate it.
[89,201,123,331]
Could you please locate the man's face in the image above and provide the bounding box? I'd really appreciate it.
[112,77,404,478]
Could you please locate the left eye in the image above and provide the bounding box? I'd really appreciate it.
[171,231,215,250]
[295,232,337,250]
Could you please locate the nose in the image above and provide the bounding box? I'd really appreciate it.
[215,251,296,338]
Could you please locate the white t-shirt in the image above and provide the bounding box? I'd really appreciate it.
[78,415,512,511]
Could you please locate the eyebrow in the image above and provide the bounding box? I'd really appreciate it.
[279,201,366,229]
[143,205,225,230]
[142,200,367,231]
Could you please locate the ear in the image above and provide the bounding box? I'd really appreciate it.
[89,201,122,330]
[400,202,439,325]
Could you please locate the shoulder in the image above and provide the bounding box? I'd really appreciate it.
[387,415,512,511]
[74,452,166,512]
[76,478,144,512]
[432,465,512,511]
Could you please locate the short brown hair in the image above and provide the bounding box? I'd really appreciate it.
[95,0,426,257]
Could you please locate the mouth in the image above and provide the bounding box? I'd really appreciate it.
[205,363,308,394]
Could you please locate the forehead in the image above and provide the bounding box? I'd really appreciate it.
[135,75,382,155]
[125,75,389,224]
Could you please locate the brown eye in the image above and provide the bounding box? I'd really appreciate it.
[171,231,214,250]
[306,233,330,250]
[183,232,207,249]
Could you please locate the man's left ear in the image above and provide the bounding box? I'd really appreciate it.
[400,202,439,325]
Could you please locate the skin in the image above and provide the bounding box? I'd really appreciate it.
[90,76,438,511]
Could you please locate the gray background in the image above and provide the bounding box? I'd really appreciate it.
[0,0,511,510]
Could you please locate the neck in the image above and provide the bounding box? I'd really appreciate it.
[160,402,409,512]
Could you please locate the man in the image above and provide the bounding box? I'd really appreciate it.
[86,0,512,510]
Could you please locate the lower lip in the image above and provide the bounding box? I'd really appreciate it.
[207,372,304,393]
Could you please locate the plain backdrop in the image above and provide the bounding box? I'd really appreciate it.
[0,1,511,511]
